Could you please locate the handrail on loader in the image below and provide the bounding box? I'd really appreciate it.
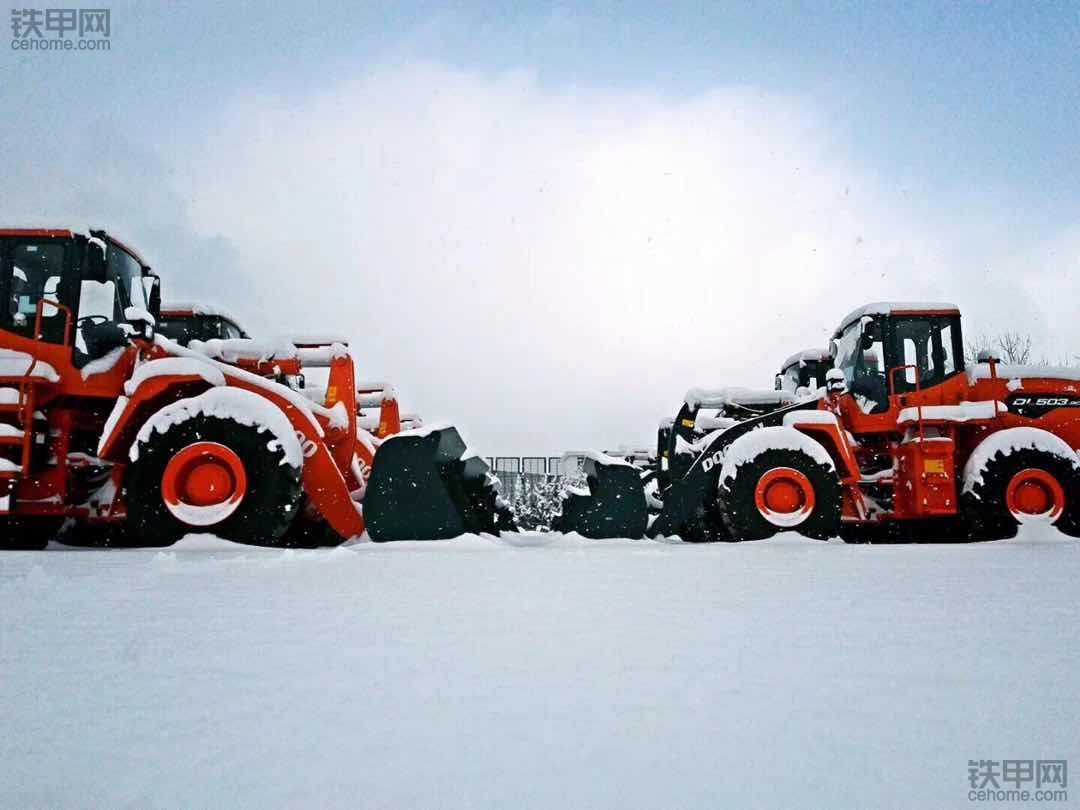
[888,364,924,442]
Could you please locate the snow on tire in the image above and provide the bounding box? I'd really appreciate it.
[717,427,840,541]
[961,428,1080,540]
[125,389,304,547]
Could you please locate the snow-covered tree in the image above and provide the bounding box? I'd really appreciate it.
[964,331,1033,364]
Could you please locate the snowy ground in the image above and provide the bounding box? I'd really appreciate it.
[2,528,1078,809]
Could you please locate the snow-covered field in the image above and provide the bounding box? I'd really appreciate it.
[2,528,1077,809]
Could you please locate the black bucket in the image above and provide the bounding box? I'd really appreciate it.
[365,427,515,541]
[553,455,648,539]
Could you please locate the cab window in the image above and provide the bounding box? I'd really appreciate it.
[835,318,888,413]
[2,239,68,343]
[893,317,960,392]
[220,319,245,340]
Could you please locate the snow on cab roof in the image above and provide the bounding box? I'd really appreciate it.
[835,301,961,334]
[1,227,152,267]
[0,227,75,238]
[780,347,831,371]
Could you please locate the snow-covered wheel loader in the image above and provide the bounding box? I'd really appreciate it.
[0,228,507,549]
[558,303,1080,542]
[646,302,1080,542]
[556,348,833,538]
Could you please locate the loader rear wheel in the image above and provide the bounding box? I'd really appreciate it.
[962,448,1079,540]
[126,416,302,547]
[0,517,64,550]
[718,448,841,541]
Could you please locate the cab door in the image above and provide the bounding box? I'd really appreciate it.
[0,235,75,348]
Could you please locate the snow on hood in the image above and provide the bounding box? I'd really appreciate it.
[685,386,795,410]
[189,337,298,364]
[968,362,1080,384]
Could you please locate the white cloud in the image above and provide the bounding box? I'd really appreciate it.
[176,60,1078,454]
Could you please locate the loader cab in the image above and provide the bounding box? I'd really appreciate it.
[776,349,833,394]
[832,303,963,415]
[0,229,158,370]
[157,306,250,346]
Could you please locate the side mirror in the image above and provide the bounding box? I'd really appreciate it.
[860,319,880,350]
[85,237,107,283]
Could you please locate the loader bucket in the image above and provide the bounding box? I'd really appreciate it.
[553,456,648,539]
[364,426,514,541]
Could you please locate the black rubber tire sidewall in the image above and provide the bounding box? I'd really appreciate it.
[125,416,302,547]
[0,517,64,550]
[279,499,348,548]
[962,447,1080,540]
[718,447,841,541]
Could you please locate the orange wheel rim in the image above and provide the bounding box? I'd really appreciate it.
[754,467,816,527]
[1005,468,1065,523]
[161,442,247,526]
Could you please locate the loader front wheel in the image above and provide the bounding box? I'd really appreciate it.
[126,415,303,547]
[718,448,841,541]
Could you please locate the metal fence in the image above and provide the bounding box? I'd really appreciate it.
[487,456,566,498]
[487,456,564,475]
[485,456,577,530]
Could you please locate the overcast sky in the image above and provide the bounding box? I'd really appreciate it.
[3,1,1079,454]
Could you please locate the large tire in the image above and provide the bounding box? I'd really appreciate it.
[0,517,64,550]
[718,447,841,541]
[55,521,172,549]
[279,502,348,549]
[678,499,731,543]
[125,415,303,547]
[962,446,1080,540]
